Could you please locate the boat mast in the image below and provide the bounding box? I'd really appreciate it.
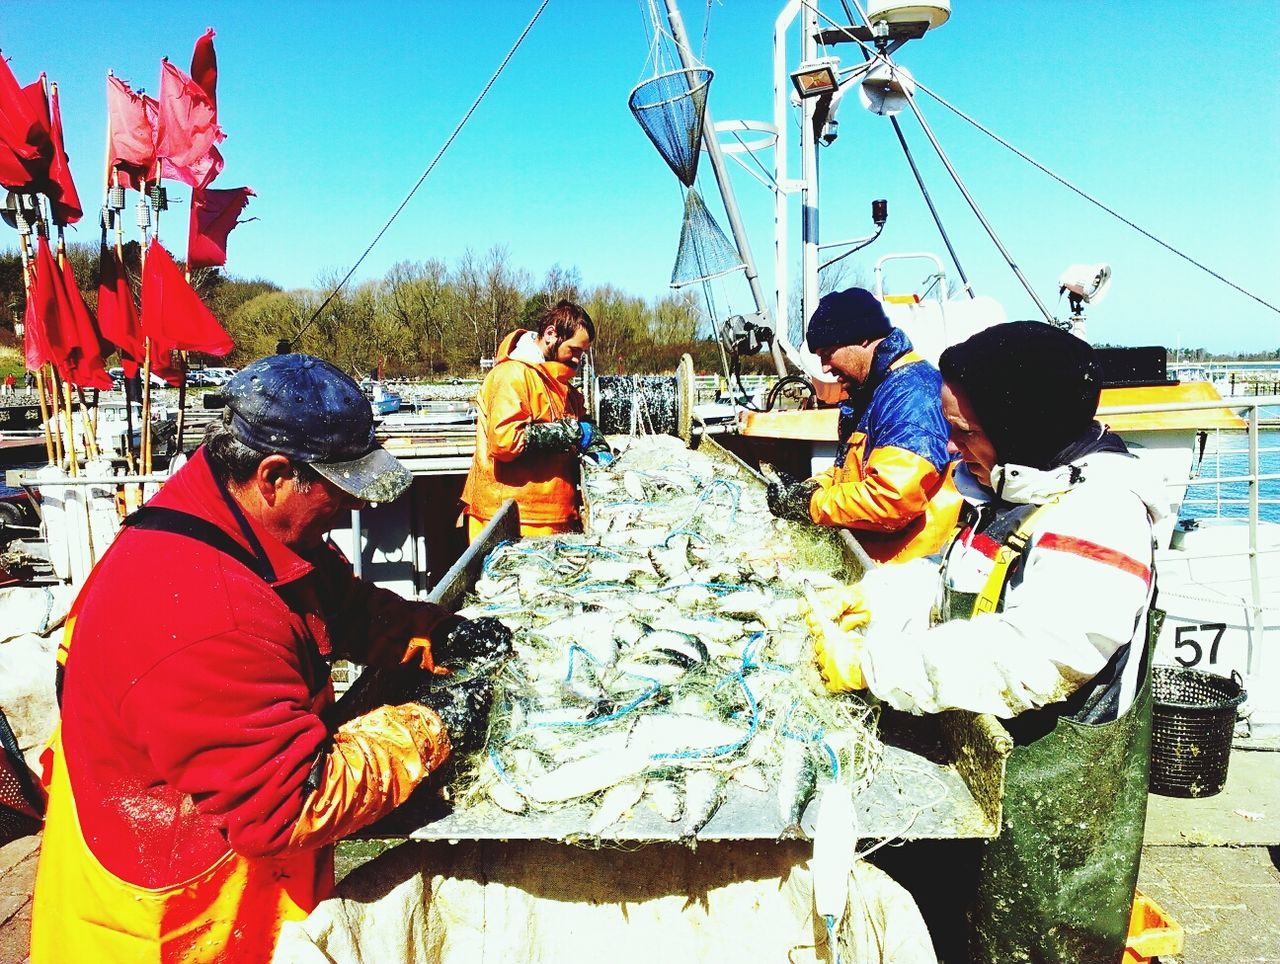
[661,0,787,375]
[799,2,820,346]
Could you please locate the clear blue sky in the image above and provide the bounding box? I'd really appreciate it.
[4,1,1278,352]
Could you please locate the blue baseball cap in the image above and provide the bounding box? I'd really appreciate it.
[223,354,412,503]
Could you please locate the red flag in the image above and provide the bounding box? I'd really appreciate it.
[0,74,52,192]
[26,238,68,371]
[106,76,157,191]
[58,255,112,389]
[148,342,188,386]
[0,139,30,189]
[190,29,217,109]
[164,141,223,190]
[97,247,145,377]
[47,85,82,225]
[141,238,233,356]
[22,281,49,372]
[155,59,224,188]
[0,54,45,162]
[188,186,254,269]
[24,237,112,389]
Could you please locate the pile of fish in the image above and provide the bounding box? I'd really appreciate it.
[453,434,881,842]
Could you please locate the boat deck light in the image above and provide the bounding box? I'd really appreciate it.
[790,57,841,99]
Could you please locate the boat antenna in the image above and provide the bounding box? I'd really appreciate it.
[909,79,1280,317]
[290,0,551,348]
[824,2,1278,317]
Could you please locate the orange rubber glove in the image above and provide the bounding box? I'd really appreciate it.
[287,702,449,849]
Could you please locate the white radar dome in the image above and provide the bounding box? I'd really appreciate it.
[866,0,951,30]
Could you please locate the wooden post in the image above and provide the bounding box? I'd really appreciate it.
[139,182,153,474]
[60,376,79,476]
[16,232,56,463]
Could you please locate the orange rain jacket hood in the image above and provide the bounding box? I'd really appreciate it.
[462,328,588,526]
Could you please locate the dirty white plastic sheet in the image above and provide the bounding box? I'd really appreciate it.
[274,840,937,964]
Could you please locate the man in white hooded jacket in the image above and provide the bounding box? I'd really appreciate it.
[811,322,1166,963]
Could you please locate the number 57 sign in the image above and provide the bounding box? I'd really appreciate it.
[1156,617,1247,679]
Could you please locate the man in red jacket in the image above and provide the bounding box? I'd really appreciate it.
[32,354,510,962]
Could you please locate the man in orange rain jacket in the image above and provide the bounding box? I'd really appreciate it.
[767,287,962,563]
[462,299,612,541]
[31,354,511,963]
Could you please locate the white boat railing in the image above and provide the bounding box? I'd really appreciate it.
[1100,394,1280,656]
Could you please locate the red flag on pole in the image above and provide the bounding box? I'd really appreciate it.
[0,54,45,162]
[22,279,50,372]
[0,73,52,191]
[47,85,82,225]
[188,186,254,269]
[26,238,68,371]
[0,138,31,189]
[25,237,112,389]
[58,255,112,390]
[97,246,145,377]
[155,59,224,188]
[141,238,234,356]
[106,76,157,191]
[190,28,217,108]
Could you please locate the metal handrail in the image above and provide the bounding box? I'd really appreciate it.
[1122,394,1280,676]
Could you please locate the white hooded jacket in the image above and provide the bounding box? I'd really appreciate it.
[860,448,1167,718]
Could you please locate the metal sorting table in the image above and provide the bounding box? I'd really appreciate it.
[339,437,1011,843]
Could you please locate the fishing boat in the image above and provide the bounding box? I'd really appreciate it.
[6,2,1276,734]
[602,0,1280,736]
[363,380,402,416]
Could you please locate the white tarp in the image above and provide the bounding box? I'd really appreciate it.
[275,839,936,963]
[0,585,70,770]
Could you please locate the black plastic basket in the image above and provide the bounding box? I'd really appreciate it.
[1150,666,1247,798]
[0,708,44,845]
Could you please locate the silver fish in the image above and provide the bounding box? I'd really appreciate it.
[777,738,819,840]
[646,778,685,823]
[680,769,724,842]
[587,780,645,837]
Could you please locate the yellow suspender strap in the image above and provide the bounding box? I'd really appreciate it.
[971,500,1060,616]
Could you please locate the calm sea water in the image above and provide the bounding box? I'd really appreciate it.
[1182,427,1280,524]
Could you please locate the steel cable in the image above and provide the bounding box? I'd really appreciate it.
[292,0,551,346]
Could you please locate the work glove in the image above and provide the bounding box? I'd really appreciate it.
[767,476,820,524]
[411,667,500,758]
[802,586,870,693]
[406,615,514,673]
[287,701,450,849]
[817,584,872,634]
[578,420,616,466]
[523,417,582,455]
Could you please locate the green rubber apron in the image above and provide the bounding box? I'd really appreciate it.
[939,502,1159,964]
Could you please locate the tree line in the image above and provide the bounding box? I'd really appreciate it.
[0,242,761,379]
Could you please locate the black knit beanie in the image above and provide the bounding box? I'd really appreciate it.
[806,287,892,351]
[938,321,1102,470]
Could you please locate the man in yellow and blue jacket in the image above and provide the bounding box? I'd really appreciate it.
[767,287,961,563]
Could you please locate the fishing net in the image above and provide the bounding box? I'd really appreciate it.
[445,435,880,843]
[671,188,745,288]
[595,375,680,436]
[628,67,713,187]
